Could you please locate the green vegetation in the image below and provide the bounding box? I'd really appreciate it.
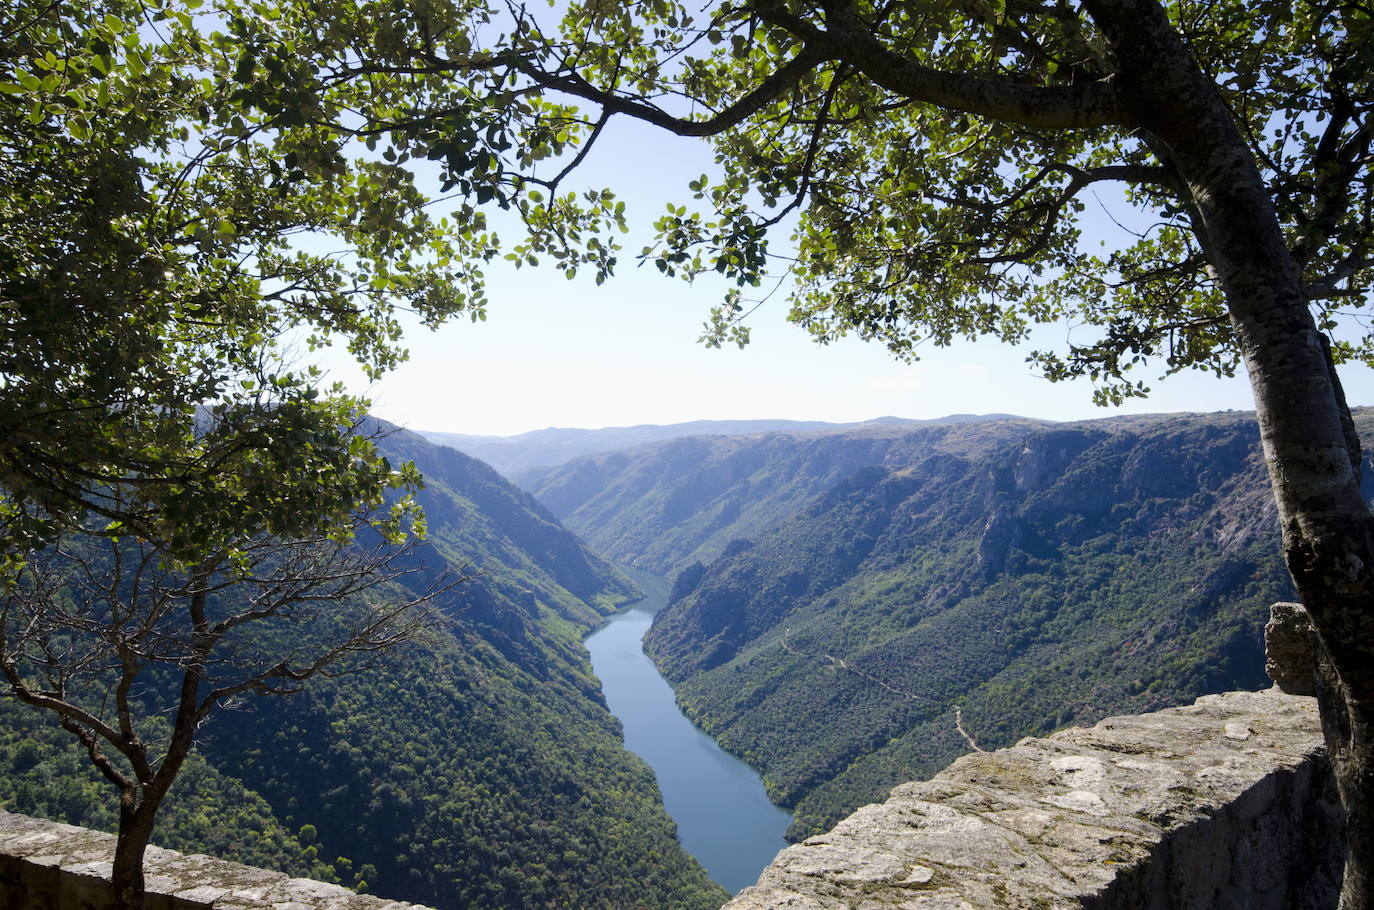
[6,0,1370,898]
[528,419,1043,577]
[0,2,479,904]
[0,701,344,883]
[531,412,1362,842]
[2,428,729,910]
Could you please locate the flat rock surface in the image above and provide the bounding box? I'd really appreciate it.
[0,810,434,909]
[724,689,1334,909]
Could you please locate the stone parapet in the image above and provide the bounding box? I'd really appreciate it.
[725,689,1342,909]
[0,810,435,910]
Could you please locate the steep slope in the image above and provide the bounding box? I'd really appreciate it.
[530,410,1372,842]
[523,418,1047,577]
[423,414,1018,477]
[0,427,729,910]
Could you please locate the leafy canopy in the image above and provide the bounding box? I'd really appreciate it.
[5,0,1369,547]
[556,0,1369,401]
[0,0,490,566]
[176,0,1370,408]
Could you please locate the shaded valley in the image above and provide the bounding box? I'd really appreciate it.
[0,426,728,910]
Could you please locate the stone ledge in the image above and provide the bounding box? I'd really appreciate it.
[724,688,1342,909]
[0,809,435,910]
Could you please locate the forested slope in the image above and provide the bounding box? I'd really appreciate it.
[522,418,1044,577]
[530,411,1374,841]
[0,427,729,910]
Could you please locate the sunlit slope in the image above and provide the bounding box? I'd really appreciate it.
[532,411,1372,842]
[523,418,1048,577]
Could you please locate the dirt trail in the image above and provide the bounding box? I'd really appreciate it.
[778,629,983,752]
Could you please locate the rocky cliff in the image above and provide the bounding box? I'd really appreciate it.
[725,688,1340,909]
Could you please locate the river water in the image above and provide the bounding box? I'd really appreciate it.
[584,571,792,895]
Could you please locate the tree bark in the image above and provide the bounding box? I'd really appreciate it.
[1083,1,1373,906]
[111,796,156,910]
[108,664,203,909]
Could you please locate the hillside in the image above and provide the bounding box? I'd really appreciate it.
[0,426,729,909]
[523,417,1055,576]
[419,417,906,476]
[529,411,1374,841]
[421,415,1012,477]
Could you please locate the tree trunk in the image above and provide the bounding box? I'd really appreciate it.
[111,796,157,910]
[106,666,203,908]
[1084,1,1374,906]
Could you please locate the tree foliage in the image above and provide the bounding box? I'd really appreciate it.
[0,2,487,904]
[162,0,1370,405]
[0,0,485,565]
[5,0,1372,902]
[184,0,1371,900]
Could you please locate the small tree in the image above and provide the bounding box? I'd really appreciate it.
[0,2,472,906]
[0,526,444,908]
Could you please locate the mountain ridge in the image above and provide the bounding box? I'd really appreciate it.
[418,414,1018,476]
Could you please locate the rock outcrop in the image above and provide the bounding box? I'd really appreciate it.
[1265,601,1318,696]
[725,689,1341,909]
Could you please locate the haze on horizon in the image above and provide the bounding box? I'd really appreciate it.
[307,119,1374,439]
[323,260,1374,437]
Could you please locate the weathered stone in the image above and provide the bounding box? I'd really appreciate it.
[1265,601,1317,696]
[0,809,433,910]
[726,689,1341,909]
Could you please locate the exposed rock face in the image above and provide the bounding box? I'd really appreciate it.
[0,810,433,910]
[724,689,1341,909]
[1265,601,1318,696]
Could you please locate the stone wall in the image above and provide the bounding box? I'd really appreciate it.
[0,810,434,910]
[0,688,1343,909]
[725,689,1342,909]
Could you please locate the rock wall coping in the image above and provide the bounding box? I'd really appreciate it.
[0,809,435,910]
[725,688,1342,909]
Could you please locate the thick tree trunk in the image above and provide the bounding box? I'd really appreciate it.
[1085,1,1374,906]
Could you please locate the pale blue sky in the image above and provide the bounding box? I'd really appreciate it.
[313,118,1374,437]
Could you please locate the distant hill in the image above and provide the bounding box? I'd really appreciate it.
[522,416,1050,576]
[525,409,1374,842]
[418,415,1014,476]
[0,424,728,910]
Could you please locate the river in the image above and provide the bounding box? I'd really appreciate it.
[584,570,792,895]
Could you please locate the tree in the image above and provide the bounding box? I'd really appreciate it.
[197,0,1371,902]
[0,0,485,563]
[0,526,442,908]
[7,0,1370,902]
[0,2,473,905]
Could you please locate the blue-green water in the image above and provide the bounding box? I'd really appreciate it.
[584,572,792,895]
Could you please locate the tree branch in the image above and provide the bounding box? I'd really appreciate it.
[754,0,1131,129]
[1305,255,1374,301]
[512,44,831,138]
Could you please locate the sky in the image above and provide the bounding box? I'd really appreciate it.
[311,118,1374,439]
